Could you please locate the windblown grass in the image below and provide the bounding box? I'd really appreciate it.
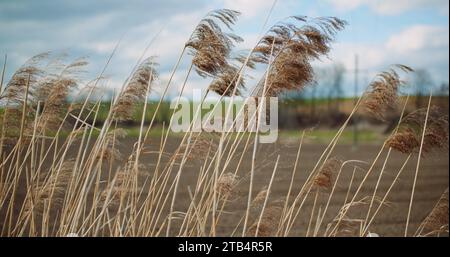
[0,8,447,237]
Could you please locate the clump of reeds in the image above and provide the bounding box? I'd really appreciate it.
[112,57,158,121]
[2,7,449,239]
[362,65,413,121]
[417,188,449,236]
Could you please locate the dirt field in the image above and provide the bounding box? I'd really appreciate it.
[114,134,449,236]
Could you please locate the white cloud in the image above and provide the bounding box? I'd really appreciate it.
[222,0,275,18]
[84,41,117,54]
[327,0,366,12]
[322,42,386,70]
[322,24,449,85]
[327,0,449,15]
[386,25,449,53]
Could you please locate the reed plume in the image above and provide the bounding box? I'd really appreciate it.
[311,157,342,191]
[247,199,284,237]
[417,188,449,236]
[0,108,23,144]
[185,9,243,78]
[251,187,268,208]
[97,128,127,161]
[252,16,347,97]
[0,52,49,106]
[208,64,245,96]
[362,65,413,121]
[0,52,49,142]
[387,106,448,155]
[206,50,260,97]
[25,160,74,213]
[112,57,158,121]
[386,128,420,154]
[176,132,218,161]
[216,172,239,199]
[99,164,145,208]
[35,58,88,131]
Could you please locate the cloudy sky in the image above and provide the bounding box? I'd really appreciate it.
[0,0,448,98]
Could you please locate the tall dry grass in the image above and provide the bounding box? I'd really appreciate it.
[0,8,448,237]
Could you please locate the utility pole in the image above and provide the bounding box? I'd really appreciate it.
[353,54,358,150]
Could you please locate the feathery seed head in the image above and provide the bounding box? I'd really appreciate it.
[217,172,239,199]
[252,16,346,97]
[363,65,413,121]
[418,188,449,236]
[312,157,342,191]
[186,9,242,78]
[113,57,158,121]
[388,106,448,155]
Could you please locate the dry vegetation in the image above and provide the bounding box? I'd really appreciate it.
[0,9,448,237]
